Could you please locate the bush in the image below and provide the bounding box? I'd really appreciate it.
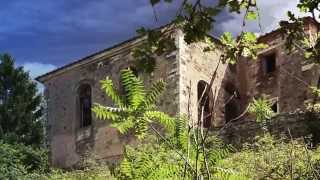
[218,134,320,179]
[0,141,49,179]
[24,166,115,180]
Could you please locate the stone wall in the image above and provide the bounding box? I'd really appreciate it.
[219,112,320,147]
[42,32,180,168]
[177,31,231,127]
[236,31,320,117]
[39,19,320,168]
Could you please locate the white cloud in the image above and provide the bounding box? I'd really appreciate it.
[22,62,57,93]
[219,0,303,35]
[22,62,56,79]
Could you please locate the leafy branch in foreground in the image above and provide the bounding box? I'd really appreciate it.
[93,68,244,179]
[132,0,266,74]
[93,68,174,139]
[248,98,275,131]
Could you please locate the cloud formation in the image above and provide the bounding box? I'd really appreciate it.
[22,62,56,79]
[0,0,177,66]
[217,0,301,36]
[22,62,57,92]
[0,0,306,75]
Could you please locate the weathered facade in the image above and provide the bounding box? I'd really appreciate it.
[37,19,320,168]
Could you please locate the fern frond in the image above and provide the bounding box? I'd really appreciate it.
[100,77,125,108]
[208,148,230,165]
[111,117,134,134]
[119,158,133,179]
[212,167,249,180]
[175,116,189,152]
[92,103,125,122]
[121,69,146,109]
[144,80,165,107]
[144,111,175,133]
[135,117,149,139]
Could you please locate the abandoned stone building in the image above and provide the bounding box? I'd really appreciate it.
[36,18,320,168]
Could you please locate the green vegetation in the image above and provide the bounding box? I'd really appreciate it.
[4,0,320,179]
[0,141,48,179]
[0,54,44,146]
[93,68,173,140]
[220,134,320,179]
[24,166,114,180]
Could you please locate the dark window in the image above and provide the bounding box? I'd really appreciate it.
[225,100,238,123]
[79,84,92,128]
[271,102,278,113]
[197,81,213,128]
[264,53,276,73]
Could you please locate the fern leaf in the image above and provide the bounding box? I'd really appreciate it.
[111,117,134,134]
[144,111,175,133]
[212,167,249,180]
[144,80,165,107]
[92,103,125,122]
[134,117,149,139]
[100,77,125,108]
[175,116,189,153]
[121,69,146,109]
[119,158,133,179]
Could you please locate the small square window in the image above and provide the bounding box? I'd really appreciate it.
[264,53,276,74]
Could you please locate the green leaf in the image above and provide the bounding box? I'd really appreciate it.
[246,10,257,20]
[221,32,234,45]
[242,32,257,43]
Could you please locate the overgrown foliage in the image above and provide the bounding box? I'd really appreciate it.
[0,54,43,146]
[0,141,49,179]
[93,69,245,179]
[93,68,174,139]
[219,134,320,179]
[25,166,114,180]
[133,0,267,72]
[113,132,243,179]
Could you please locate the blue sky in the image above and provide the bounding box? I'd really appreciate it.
[0,0,299,79]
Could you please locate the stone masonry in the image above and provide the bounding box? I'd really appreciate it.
[37,18,320,168]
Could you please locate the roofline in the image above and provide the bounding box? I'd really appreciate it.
[36,22,223,83]
[35,35,143,83]
[36,22,181,83]
[42,15,313,83]
[258,16,319,42]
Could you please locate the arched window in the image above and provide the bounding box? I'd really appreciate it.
[79,84,92,128]
[197,80,213,128]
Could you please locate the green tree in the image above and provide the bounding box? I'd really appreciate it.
[0,54,43,146]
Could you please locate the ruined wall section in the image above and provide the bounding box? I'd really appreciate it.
[177,31,230,127]
[239,32,320,114]
[219,112,320,147]
[43,33,180,168]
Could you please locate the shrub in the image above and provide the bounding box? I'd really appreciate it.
[0,141,49,179]
[24,167,115,180]
[218,134,320,179]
